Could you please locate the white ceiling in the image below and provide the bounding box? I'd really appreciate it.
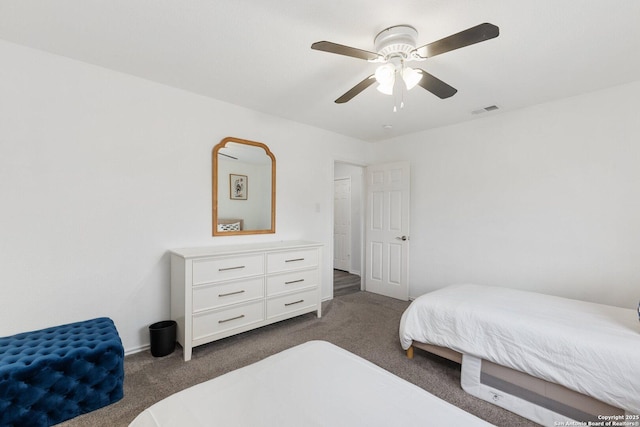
[1,0,640,142]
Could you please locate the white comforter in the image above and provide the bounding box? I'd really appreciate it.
[399,284,640,414]
[130,340,492,426]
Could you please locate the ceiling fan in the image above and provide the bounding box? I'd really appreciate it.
[311,23,499,104]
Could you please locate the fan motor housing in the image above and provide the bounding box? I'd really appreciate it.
[374,25,418,59]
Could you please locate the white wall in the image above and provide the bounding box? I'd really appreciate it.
[0,40,368,352]
[370,81,640,309]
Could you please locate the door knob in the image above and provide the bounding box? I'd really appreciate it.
[395,236,408,241]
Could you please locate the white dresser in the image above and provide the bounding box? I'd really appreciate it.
[170,241,323,361]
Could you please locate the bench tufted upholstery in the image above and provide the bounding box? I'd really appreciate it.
[0,317,124,426]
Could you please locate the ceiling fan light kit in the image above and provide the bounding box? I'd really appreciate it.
[311,22,499,105]
[402,67,422,90]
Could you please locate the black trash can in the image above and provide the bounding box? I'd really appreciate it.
[149,320,176,357]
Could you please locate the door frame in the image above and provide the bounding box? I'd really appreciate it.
[333,176,352,272]
[332,160,366,298]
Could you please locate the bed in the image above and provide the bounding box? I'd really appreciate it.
[129,340,493,427]
[399,284,640,426]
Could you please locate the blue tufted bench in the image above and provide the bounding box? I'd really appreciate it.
[0,317,124,426]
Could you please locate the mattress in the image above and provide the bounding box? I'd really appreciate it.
[129,340,493,427]
[399,284,640,414]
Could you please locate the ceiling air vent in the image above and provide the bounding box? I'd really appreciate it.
[472,105,499,115]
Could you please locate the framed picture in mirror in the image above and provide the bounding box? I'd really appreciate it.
[230,174,247,200]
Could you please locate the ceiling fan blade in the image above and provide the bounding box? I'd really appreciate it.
[335,75,376,103]
[311,41,381,61]
[413,23,499,59]
[415,69,457,99]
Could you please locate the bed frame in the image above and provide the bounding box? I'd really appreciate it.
[407,341,625,422]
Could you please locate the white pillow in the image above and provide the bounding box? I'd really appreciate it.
[218,222,241,232]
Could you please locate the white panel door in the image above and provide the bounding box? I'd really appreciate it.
[365,162,410,300]
[333,177,351,271]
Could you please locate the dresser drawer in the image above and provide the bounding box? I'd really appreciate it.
[192,301,264,341]
[193,277,264,312]
[266,249,318,274]
[266,269,318,296]
[266,288,318,320]
[192,254,264,285]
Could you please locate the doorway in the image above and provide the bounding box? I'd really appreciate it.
[333,161,364,296]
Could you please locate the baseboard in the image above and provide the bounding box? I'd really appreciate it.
[125,344,150,356]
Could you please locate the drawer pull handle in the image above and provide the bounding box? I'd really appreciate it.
[219,290,245,297]
[284,279,304,285]
[219,265,245,271]
[285,258,304,263]
[219,314,245,324]
[285,299,304,307]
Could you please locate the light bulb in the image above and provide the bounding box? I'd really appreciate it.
[375,63,396,85]
[377,82,394,95]
[402,67,422,90]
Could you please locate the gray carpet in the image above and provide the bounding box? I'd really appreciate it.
[333,269,361,297]
[60,291,537,426]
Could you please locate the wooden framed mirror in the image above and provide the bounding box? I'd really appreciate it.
[212,137,276,236]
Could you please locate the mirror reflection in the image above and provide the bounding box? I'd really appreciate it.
[212,137,276,236]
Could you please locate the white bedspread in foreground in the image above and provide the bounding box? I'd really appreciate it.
[130,340,492,427]
[399,284,640,414]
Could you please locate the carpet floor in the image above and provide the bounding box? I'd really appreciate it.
[60,291,537,426]
[333,269,361,297]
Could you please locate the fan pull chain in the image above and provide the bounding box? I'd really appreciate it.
[392,69,398,112]
[393,73,406,113]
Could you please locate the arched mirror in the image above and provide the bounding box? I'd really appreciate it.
[212,137,275,236]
